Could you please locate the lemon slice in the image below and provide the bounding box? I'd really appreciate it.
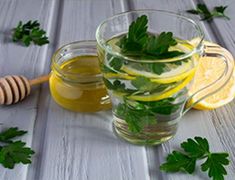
[151,68,196,84]
[188,40,235,110]
[128,74,194,101]
[121,62,195,84]
[105,62,196,83]
[104,72,135,80]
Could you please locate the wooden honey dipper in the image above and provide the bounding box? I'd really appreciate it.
[0,74,50,105]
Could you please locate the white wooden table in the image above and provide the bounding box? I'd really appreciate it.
[0,0,235,179]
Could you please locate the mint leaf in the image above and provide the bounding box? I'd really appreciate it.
[201,153,229,180]
[0,141,34,169]
[0,127,27,143]
[181,136,209,158]
[160,151,196,174]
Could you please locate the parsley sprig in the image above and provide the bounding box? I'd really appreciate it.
[112,85,185,133]
[0,127,34,169]
[106,15,188,133]
[12,20,49,46]
[116,15,184,59]
[187,4,230,21]
[117,15,148,55]
[115,102,156,133]
[160,137,230,180]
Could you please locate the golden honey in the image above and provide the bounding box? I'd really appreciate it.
[49,41,111,112]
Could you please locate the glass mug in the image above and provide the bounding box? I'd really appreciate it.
[96,10,234,145]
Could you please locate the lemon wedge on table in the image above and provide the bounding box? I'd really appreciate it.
[188,40,235,110]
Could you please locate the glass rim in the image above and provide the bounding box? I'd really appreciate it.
[51,40,103,81]
[96,9,205,63]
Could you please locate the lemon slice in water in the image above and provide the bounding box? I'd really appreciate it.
[128,74,194,101]
[121,63,195,84]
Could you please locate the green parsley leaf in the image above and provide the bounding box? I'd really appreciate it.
[12,20,49,46]
[103,78,125,91]
[0,127,27,143]
[144,33,177,55]
[109,57,124,71]
[201,153,229,180]
[0,141,34,169]
[187,4,212,21]
[115,89,185,133]
[160,151,196,174]
[141,95,184,115]
[187,4,230,21]
[116,103,141,133]
[181,136,209,158]
[198,4,212,20]
[0,127,34,169]
[100,64,116,73]
[116,15,184,61]
[103,78,135,94]
[115,102,156,133]
[160,136,230,180]
[212,6,230,20]
[117,15,148,54]
[22,35,31,46]
[148,63,166,75]
[131,76,166,92]
[142,33,184,60]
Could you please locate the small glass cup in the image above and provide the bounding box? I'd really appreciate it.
[96,10,234,145]
[50,40,111,112]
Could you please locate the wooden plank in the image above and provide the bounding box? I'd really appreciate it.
[0,0,56,180]
[129,0,235,180]
[197,0,235,51]
[34,1,151,180]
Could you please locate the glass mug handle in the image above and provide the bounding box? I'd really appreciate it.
[184,44,234,113]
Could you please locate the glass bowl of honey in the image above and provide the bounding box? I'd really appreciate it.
[49,40,111,112]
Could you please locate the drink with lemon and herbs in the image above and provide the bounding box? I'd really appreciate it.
[97,11,235,145]
[98,35,198,145]
[97,14,200,145]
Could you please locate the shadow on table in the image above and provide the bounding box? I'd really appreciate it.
[0,29,14,44]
